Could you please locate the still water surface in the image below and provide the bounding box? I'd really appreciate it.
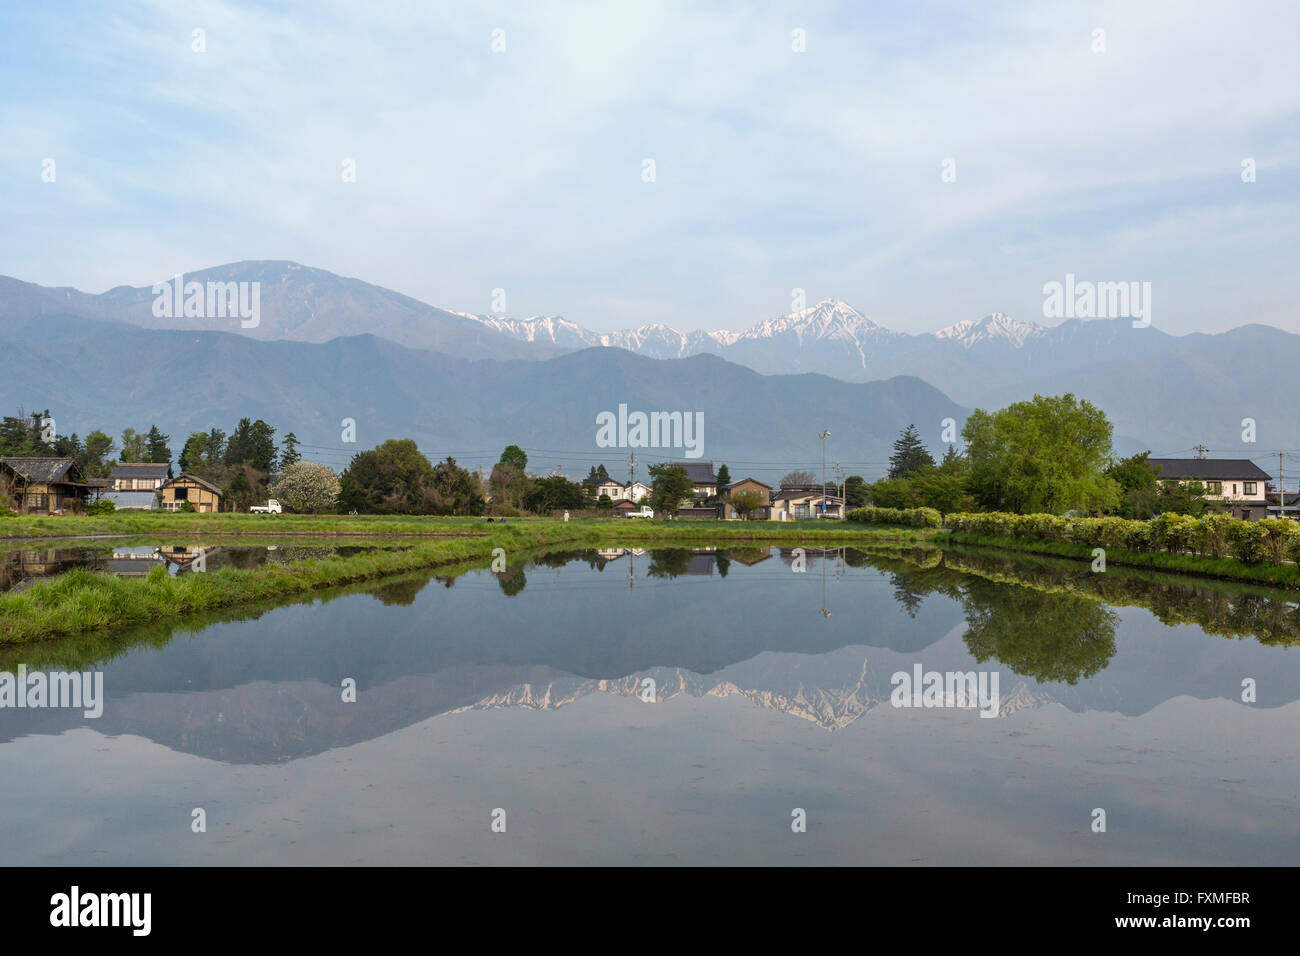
[1,544,1296,865]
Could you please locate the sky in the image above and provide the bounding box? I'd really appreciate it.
[1,0,1297,336]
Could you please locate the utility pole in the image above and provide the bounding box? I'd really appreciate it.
[819,429,831,516]
[628,451,637,498]
[1280,451,1287,516]
[1195,444,1209,460]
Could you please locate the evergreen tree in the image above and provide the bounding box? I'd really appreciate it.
[279,432,302,469]
[145,425,171,464]
[716,463,731,488]
[888,424,935,479]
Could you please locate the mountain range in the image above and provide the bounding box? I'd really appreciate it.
[1,260,1296,466]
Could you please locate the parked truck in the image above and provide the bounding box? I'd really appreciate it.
[250,499,282,514]
[625,505,654,519]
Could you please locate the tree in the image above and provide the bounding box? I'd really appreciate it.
[119,428,147,462]
[523,475,586,514]
[79,430,115,478]
[963,394,1119,515]
[247,419,277,472]
[428,456,486,515]
[865,476,920,509]
[730,489,766,519]
[499,444,528,473]
[205,427,227,466]
[911,467,972,515]
[279,432,302,469]
[843,475,869,509]
[488,462,528,511]
[939,444,965,473]
[888,424,935,479]
[145,425,171,465]
[780,470,817,488]
[338,439,437,514]
[648,463,694,517]
[275,461,341,514]
[716,463,732,488]
[179,432,209,473]
[585,464,611,484]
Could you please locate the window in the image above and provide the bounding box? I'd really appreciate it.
[1232,484,1238,495]
[26,492,48,510]
[1206,481,1223,495]
[1244,482,1257,495]
[174,487,188,500]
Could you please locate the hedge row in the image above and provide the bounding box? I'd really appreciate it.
[944,511,1300,566]
[847,506,943,528]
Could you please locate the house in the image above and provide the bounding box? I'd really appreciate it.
[595,478,625,500]
[612,499,638,515]
[1147,458,1272,521]
[669,461,718,499]
[159,473,223,513]
[625,481,651,502]
[769,486,845,521]
[0,457,92,514]
[109,462,170,492]
[722,478,774,520]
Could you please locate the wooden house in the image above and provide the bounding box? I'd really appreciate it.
[159,473,223,513]
[0,457,92,514]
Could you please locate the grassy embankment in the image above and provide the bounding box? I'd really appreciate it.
[0,516,937,645]
[940,531,1300,588]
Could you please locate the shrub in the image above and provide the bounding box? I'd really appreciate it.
[846,506,941,528]
[85,499,117,516]
[179,501,197,513]
[1225,520,1267,564]
[1194,512,1232,558]
[1256,518,1298,565]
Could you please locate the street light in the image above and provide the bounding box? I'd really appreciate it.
[818,429,830,516]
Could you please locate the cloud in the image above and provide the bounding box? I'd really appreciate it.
[0,0,1296,334]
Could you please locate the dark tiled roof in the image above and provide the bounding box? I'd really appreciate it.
[110,462,170,479]
[669,461,717,484]
[0,457,77,483]
[1148,458,1271,481]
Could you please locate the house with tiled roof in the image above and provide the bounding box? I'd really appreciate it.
[0,457,92,514]
[1148,458,1272,521]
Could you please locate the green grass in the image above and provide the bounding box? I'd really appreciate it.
[941,530,1300,589]
[0,519,936,645]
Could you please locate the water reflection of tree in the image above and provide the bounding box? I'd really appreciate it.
[891,575,925,618]
[958,577,1117,684]
[647,549,694,579]
[369,578,430,606]
[496,565,527,597]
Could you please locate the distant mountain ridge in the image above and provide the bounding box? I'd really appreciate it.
[3,260,1297,454]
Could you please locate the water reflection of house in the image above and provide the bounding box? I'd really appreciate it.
[107,548,167,576]
[0,548,101,591]
[158,544,219,571]
[725,548,774,567]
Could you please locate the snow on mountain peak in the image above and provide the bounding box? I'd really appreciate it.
[934,312,1045,348]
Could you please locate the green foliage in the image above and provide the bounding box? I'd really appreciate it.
[842,475,869,509]
[523,475,586,514]
[888,424,935,479]
[178,501,197,513]
[847,506,942,528]
[963,394,1119,514]
[730,489,767,519]
[144,425,171,464]
[648,463,694,517]
[945,510,1300,568]
[498,445,528,473]
[84,499,117,516]
[865,476,919,509]
[716,463,731,488]
[279,432,302,469]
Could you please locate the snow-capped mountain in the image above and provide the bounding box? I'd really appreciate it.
[934,312,1046,348]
